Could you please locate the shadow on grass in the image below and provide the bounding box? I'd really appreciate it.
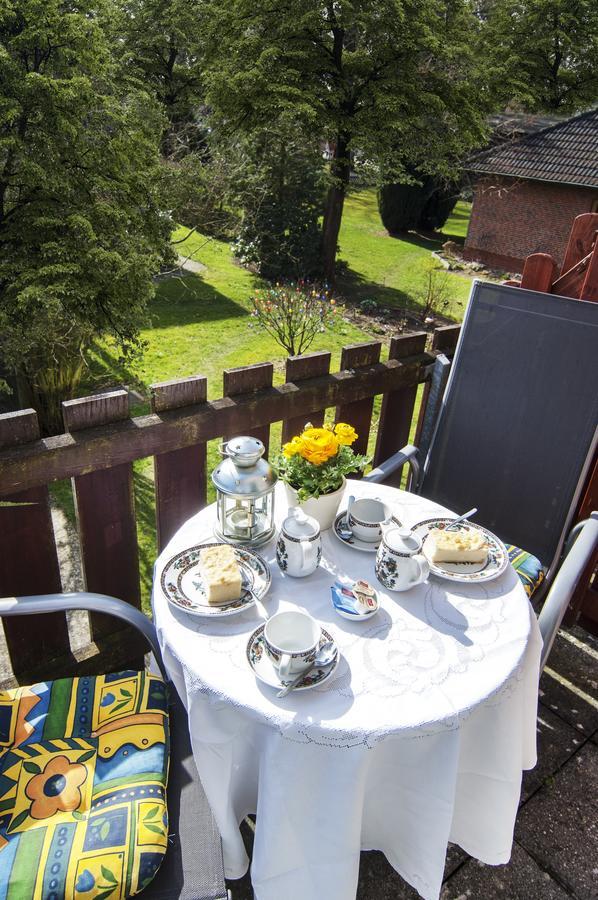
[337,266,417,312]
[84,272,251,402]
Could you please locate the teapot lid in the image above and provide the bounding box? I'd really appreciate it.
[384,526,420,553]
[283,507,320,539]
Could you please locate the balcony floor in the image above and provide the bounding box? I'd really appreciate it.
[228,624,598,899]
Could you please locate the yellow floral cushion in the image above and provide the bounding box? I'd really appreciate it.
[0,671,169,900]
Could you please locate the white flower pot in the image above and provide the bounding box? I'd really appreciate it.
[283,478,346,531]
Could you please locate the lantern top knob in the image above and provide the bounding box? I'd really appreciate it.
[212,435,277,498]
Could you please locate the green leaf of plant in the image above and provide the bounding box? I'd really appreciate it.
[23,762,41,775]
[101,865,117,884]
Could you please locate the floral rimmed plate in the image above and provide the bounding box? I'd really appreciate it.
[160,543,271,618]
[410,518,508,584]
[247,625,339,691]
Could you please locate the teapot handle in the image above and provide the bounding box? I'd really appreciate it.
[410,553,430,586]
[301,539,316,571]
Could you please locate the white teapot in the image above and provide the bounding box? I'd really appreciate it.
[375,526,430,592]
[276,507,322,577]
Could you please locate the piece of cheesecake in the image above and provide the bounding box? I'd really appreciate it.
[425,527,488,564]
[199,545,243,605]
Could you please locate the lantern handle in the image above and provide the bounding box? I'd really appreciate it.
[219,441,230,457]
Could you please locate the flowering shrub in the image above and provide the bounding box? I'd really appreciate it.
[251,282,338,356]
[276,423,369,501]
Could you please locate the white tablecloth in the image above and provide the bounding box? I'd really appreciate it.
[152,480,542,900]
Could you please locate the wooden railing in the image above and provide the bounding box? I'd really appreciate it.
[0,326,461,687]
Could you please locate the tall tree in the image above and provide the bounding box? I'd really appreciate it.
[205,0,490,281]
[481,0,598,113]
[117,0,206,157]
[0,0,169,433]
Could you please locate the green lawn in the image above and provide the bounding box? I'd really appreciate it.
[337,191,472,318]
[63,189,472,611]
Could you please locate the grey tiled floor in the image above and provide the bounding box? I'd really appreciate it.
[227,626,598,899]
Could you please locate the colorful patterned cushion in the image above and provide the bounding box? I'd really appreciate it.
[0,671,169,900]
[506,544,546,598]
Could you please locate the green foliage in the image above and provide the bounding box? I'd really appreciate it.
[481,0,598,113]
[251,282,337,356]
[232,128,326,279]
[204,0,491,277]
[379,173,460,233]
[0,0,170,432]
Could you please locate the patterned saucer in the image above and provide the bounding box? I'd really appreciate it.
[411,518,508,584]
[247,625,339,691]
[332,511,404,553]
[161,543,271,618]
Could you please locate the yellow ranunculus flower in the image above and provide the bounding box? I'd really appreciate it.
[299,427,339,465]
[334,423,358,446]
[282,436,305,458]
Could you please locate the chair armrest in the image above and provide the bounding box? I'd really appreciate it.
[0,592,168,682]
[363,444,420,488]
[537,512,598,671]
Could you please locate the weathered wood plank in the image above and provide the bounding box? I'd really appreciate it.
[520,253,557,293]
[282,351,331,443]
[336,342,382,458]
[62,391,141,640]
[374,333,428,485]
[0,355,432,494]
[581,244,598,303]
[223,362,273,452]
[151,376,208,551]
[0,409,70,678]
[560,212,598,275]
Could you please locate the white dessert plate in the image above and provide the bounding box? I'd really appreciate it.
[247,625,339,692]
[160,543,271,618]
[332,511,403,553]
[410,518,508,584]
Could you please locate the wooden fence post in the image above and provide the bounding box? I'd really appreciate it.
[151,376,208,551]
[62,390,141,639]
[374,332,427,486]
[282,351,331,443]
[0,410,70,679]
[336,342,382,458]
[223,362,274,452]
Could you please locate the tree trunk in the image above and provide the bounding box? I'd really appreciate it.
[322,134,351,283]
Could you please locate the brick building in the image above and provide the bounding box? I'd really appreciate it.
[463,108,598,273]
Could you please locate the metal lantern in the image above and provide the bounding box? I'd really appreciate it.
[212,436,277,547]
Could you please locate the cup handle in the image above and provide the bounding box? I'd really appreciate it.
[410,553,430,586]
[278,653,292,681]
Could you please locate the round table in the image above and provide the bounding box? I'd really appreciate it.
[152,479,542,900]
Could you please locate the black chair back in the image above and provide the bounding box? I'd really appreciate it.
[421,281,598,571]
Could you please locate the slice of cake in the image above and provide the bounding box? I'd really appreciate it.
[425,527,488,564]
[199,545,243,605]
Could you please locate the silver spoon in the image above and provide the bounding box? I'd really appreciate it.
[445,507,478,531]
[337,495,355,540]
[276,641,337,698]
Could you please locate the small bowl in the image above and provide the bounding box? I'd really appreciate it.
[331,579,379,621]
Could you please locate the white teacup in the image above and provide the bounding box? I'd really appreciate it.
[348,497,390,543]
[375,527,430,592]
[263,610,320,680]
